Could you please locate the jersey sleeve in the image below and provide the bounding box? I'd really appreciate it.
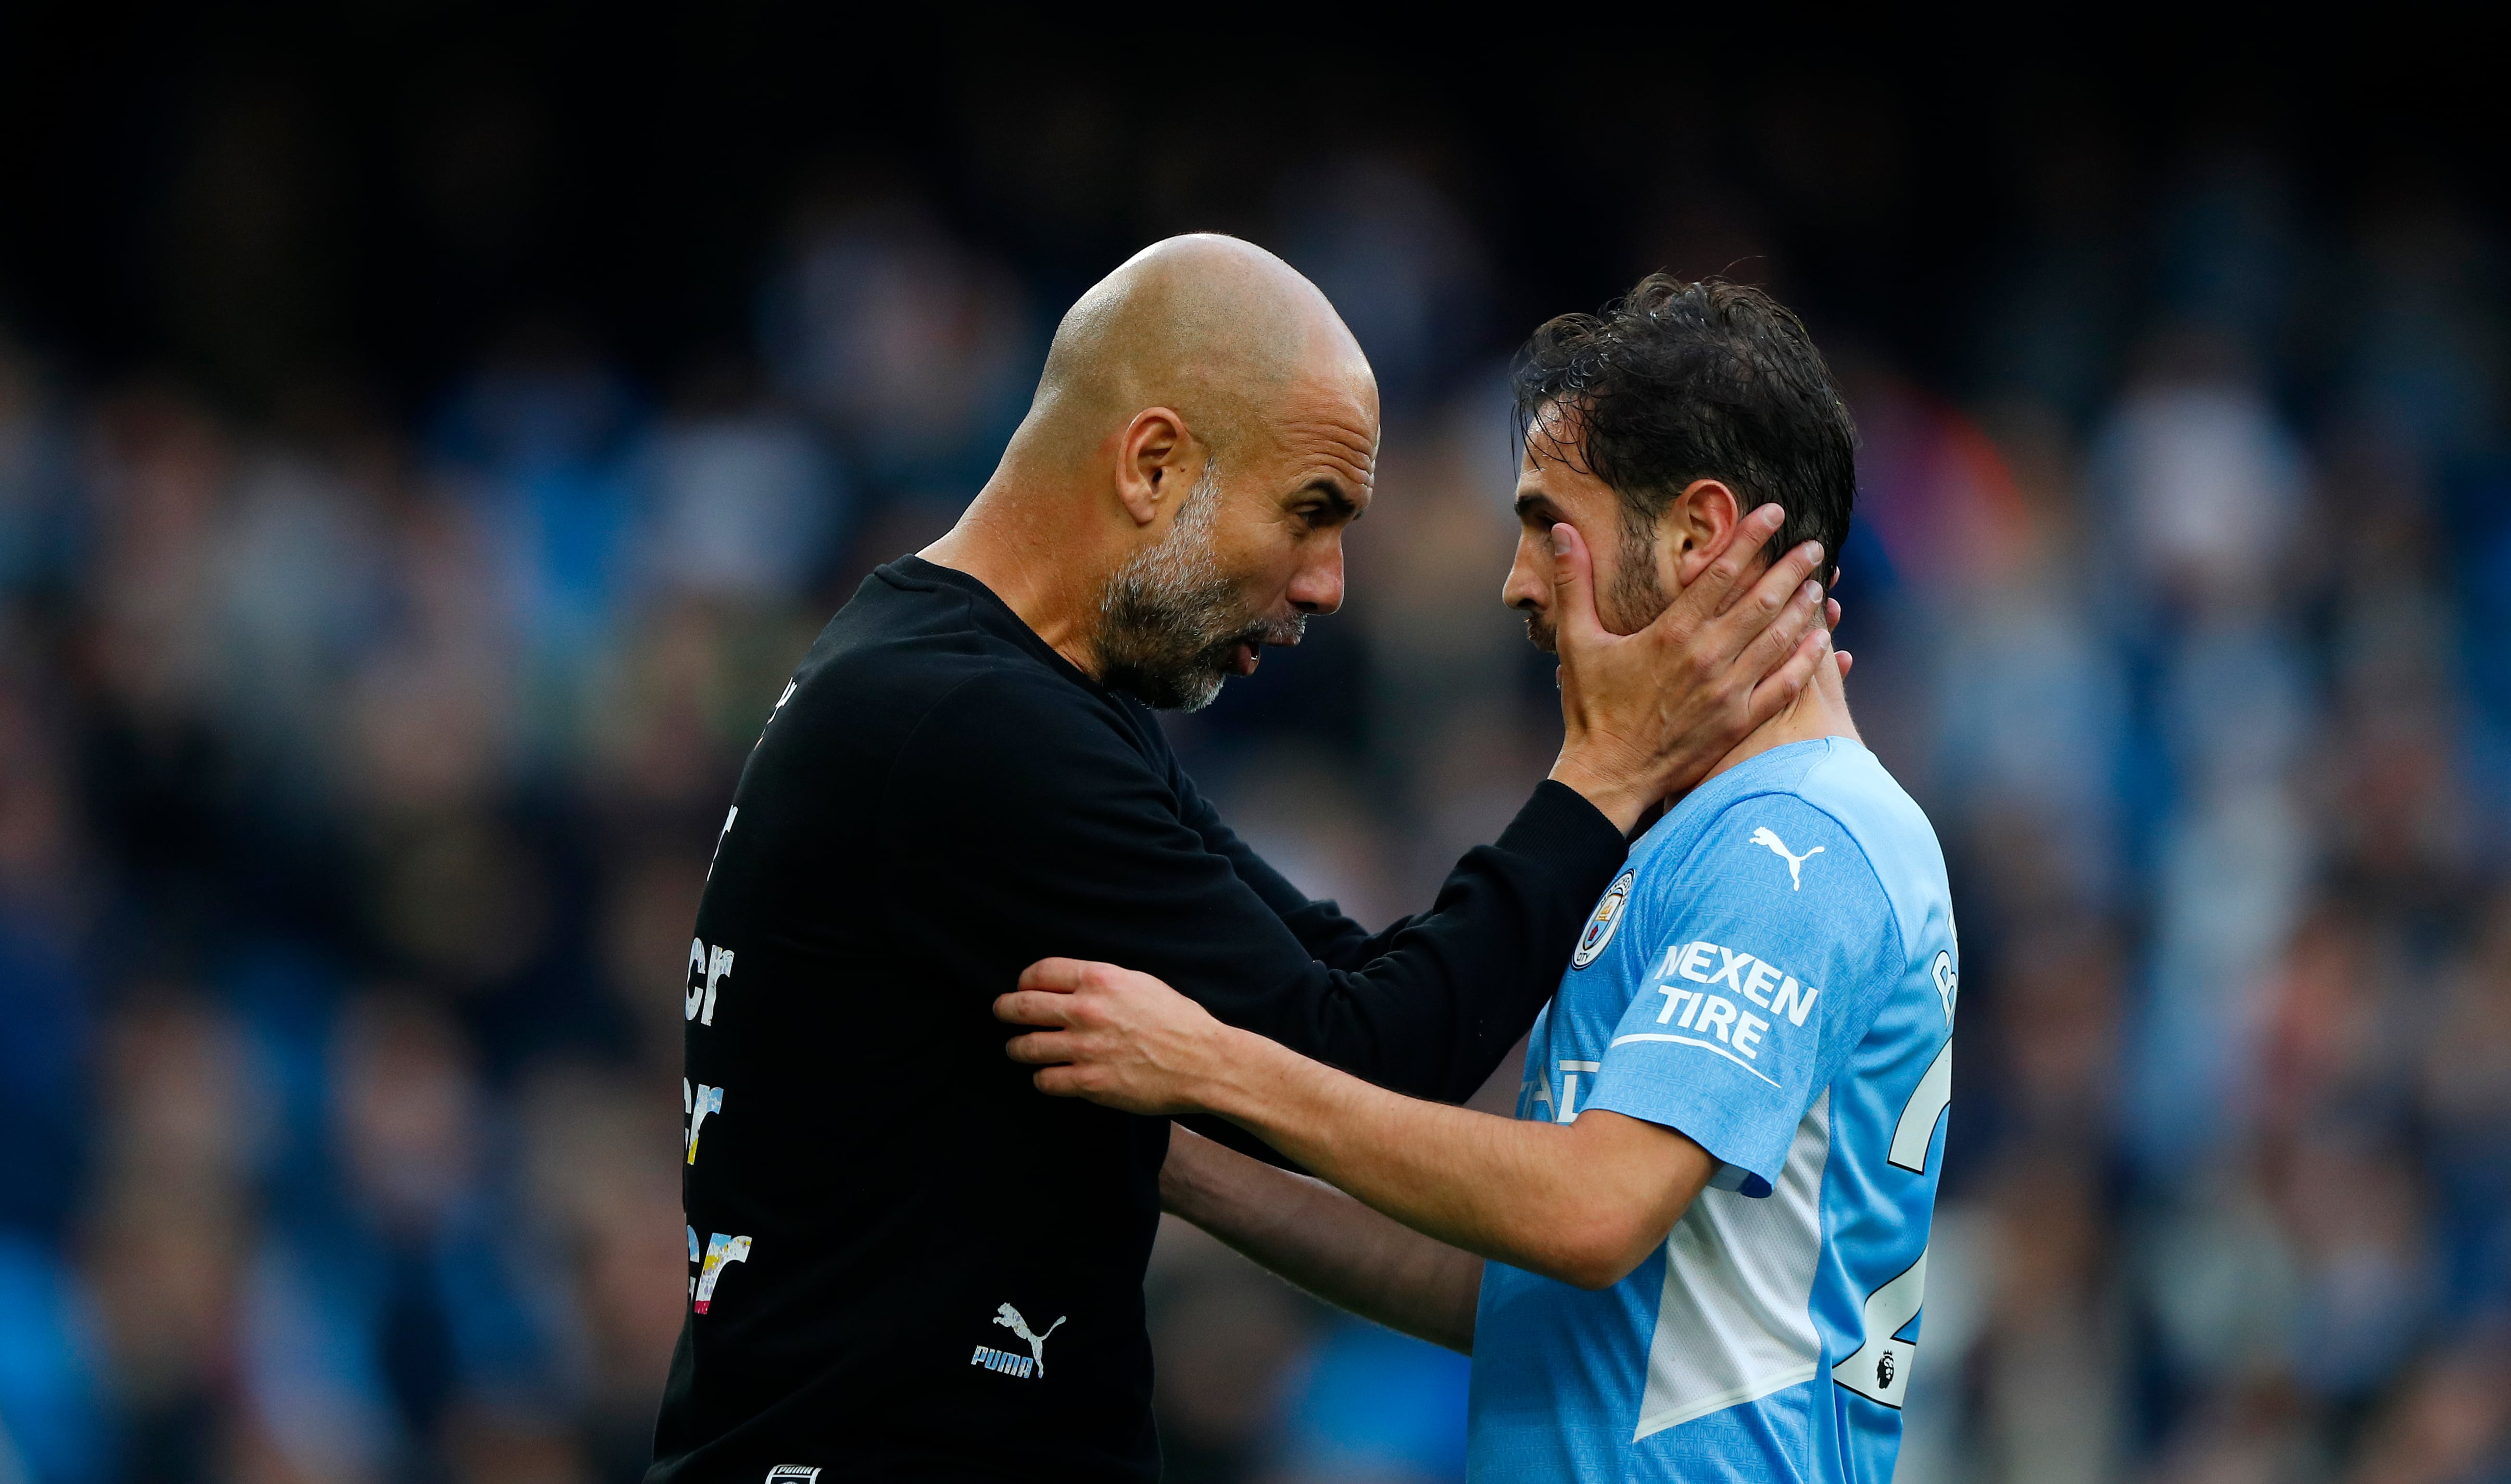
[1582,793,1898,1197]
[880,668,1629,1104]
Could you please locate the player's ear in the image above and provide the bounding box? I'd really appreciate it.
[1669,479,1744,587]
[1115,408,1194,528]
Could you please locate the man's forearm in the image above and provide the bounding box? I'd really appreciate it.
[1160,1127,1481,1353]
[1195,1030,1708,1290]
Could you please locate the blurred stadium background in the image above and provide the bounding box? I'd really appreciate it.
[3,10,2509,1483]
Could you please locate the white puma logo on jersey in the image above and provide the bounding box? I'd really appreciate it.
[1750,827,1824,890]
[993,1303,1067,1376]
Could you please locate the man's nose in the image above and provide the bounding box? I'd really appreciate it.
[1503,539,1548,613]
[1289,539,1345,615]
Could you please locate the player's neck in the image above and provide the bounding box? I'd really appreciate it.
[1700,639,1859,787]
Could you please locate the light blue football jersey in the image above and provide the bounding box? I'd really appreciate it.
[1469,737,1957,1484]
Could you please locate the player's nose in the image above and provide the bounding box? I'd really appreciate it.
[1503,535,1548,613]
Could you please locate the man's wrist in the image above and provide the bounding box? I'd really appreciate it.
[1547,753,1649,834]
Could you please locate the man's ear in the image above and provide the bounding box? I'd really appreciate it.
[1669,479,1744,587]
[1114,407,1197,528]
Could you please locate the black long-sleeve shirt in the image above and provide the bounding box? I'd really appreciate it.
[648,557,1626,1483]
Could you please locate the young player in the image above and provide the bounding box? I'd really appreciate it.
[996,276,1957,1483]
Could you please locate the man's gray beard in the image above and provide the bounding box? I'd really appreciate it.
[1094,465,1305,711]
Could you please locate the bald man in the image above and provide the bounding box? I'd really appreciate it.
[650,236,1831,1482]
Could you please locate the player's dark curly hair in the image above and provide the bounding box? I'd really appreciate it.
[1512,274,1857,592]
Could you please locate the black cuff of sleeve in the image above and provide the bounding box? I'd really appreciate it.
[1494,780,1629,892]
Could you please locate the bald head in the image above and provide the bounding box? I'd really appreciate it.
[928,234,1377,711]
[1021,234,1375,464]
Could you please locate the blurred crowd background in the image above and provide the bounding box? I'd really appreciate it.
[4,11,2509,1484]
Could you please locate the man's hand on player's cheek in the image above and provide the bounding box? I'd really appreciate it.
[995,958,1235,1117]
[1545,507,1829,831]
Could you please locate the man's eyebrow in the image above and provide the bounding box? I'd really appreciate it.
[1304,481,1361,521]
[1513,493,1558,521]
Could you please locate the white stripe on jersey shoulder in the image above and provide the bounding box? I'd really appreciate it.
[1609,1032,1784,1089]
[1634,1089,1832,1441]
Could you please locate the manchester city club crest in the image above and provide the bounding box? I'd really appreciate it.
[1572,871,1635,969]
